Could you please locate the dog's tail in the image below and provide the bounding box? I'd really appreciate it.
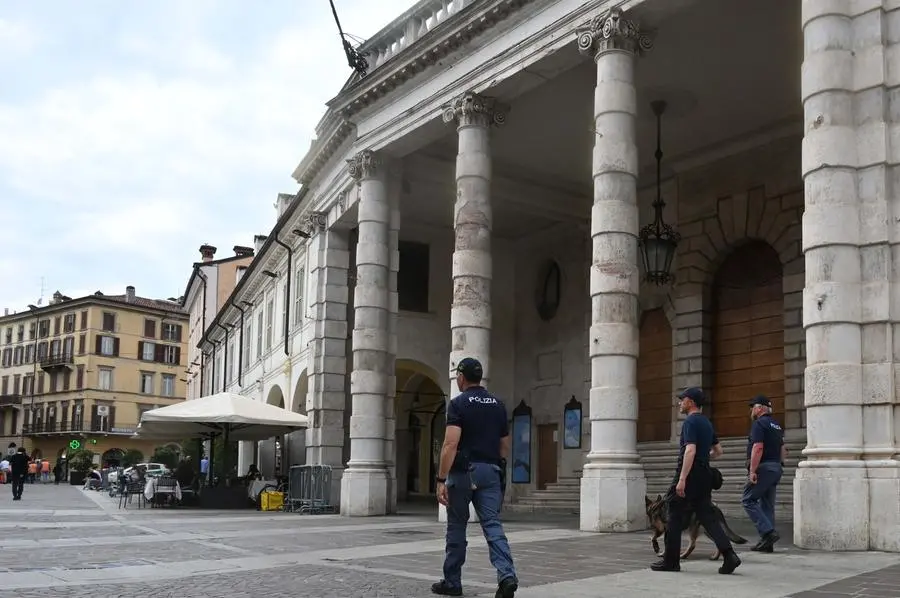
[715,507,748,544]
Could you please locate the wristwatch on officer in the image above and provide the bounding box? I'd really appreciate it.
[435,476,446,484]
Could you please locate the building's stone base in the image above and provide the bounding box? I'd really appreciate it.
[579,466,647,532]
[794,464,868,550]
[866,465,900,552]
[340,468,389,516]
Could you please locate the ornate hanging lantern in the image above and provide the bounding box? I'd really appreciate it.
[638,100,681,285]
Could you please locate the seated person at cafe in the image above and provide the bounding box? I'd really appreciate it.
[245,464,261,482]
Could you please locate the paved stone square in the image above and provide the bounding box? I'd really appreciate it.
[0,483,896,598]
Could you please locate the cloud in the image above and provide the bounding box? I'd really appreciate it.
[0,1,416,312]
[0,19,39,58]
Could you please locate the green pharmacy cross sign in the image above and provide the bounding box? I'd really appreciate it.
[68,439,81,451]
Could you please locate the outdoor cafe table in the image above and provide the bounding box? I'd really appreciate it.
[144,477,183,502]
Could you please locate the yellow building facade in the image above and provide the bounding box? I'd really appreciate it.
[0,286,188,465]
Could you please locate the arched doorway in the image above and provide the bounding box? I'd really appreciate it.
[394,361,445,498]
[261,385,285,478]
[637,308,673,442]
[102,448,125,468]
[288,372,308,468]
[712,241,785,437]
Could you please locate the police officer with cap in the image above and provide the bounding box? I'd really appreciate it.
[652,387,741,574]
[431,357,518,598]
[742,394,785,553]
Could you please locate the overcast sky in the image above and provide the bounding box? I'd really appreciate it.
[0,0,413,313]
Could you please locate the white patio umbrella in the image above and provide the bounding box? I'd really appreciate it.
[134,392,308,442]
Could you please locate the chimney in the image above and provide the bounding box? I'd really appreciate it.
[276,192,294,217]
[254,235,268,253]
[236,265,248,284]
[233,245,254,258]
[199,244,217,262]
[125,286,136,303]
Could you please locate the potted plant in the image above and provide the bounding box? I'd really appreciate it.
[68,449,95,486]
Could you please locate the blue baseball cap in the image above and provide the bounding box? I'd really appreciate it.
[749,395,772,407]
[677,387,706,407]
[455,357,483,382]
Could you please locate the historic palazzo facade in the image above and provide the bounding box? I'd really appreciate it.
[199,0,900,551]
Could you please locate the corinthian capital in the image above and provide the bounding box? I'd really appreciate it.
[576,8,654,59]
[442,91,509,128]
[347,149,379,181]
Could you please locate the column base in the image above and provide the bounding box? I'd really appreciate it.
[579,465,647,532]
[340,467,389,517]
[794,463,868,550]
[866,462,900,552]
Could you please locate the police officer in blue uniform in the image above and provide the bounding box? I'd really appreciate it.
[742,395,785,553]
[431,357,518,598]
[651,387,741,574]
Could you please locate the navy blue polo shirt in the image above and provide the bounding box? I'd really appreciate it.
[675,413,716,476]
[746,414,784,463]
[446,386,509,471]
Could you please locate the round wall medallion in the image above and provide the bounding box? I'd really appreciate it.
[535,260,562,321]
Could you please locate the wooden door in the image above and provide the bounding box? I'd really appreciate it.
[637,309,673,442]
[712,241,785,437]
[536,424,558,490]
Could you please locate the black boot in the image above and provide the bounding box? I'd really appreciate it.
[431,580,462,596]
[650,558,680,572]
[718,550,741,574]
[495,577,518,598]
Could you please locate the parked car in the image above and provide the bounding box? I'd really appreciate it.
[107,462,168,485]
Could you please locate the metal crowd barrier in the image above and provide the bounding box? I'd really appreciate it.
[286,465,335,514]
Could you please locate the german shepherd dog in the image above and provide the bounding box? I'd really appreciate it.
[645,494,747,560]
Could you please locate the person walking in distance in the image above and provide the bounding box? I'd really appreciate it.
[651,388,742,574]
[742,395,786,553]
[431,358,518,598]
[9,447,29,501]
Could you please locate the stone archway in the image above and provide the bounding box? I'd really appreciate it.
[394,361,445,499]
[286,371,308,467]
[711,240,785,437]
[260,385,285,477]
[102,448,126,467]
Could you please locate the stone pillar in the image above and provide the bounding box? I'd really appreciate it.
[796,0,899,552]
[385,165,402,514]
[442,91,507,387]
[575,7,652,532]
[305,218,349,504]
[341,149,391,516]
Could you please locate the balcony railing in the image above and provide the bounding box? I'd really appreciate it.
[0,394,21,407]
[22,422,137,436]
[40,353,74,369]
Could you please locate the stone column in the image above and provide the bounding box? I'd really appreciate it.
[305,217,349,504]
[575,8,651,533]
[796,1,899,551]
[341,149,390,517]
[442,91,507,387]
[384,166,402,514]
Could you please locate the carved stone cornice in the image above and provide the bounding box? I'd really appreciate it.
[576,7,654,59]
[347,149,380,182]
[442,91,509,128]
[303,211,328,236]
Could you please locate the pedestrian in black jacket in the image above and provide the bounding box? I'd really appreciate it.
[9,447,28,501]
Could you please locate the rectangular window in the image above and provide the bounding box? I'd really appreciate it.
[100,336,115,356]
[1,376,8,395]
[37,342,47,360]
[255,311,263,359]
[162,345,180,365]
[227,340,235,383]
[294,267,305,325]
[265,298,274,351]
[139,372,154,394]
[161,323,182,342]
[12,347,22,366]
[78,334,86,355]
[36,373,44,394]
[141,341,155,361]
[101,312,115,332]
[144,319,156,338]
[76,365,84,390]
[53,316,61,336]
[16,325,23,342]
[398,241,430,312]
[28,322,36,340]
[38,319,50,338]
[24,344,34,363]
[50,339,61,358]
[62,336,74,358]
[63,314,76,333]
[12,375,20,395]
[281,282,289,339]
[22,374,33,396]
[79,310,88,330]
[98,368,113,391]
[161,374,175,397]
[243,317,252,370]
